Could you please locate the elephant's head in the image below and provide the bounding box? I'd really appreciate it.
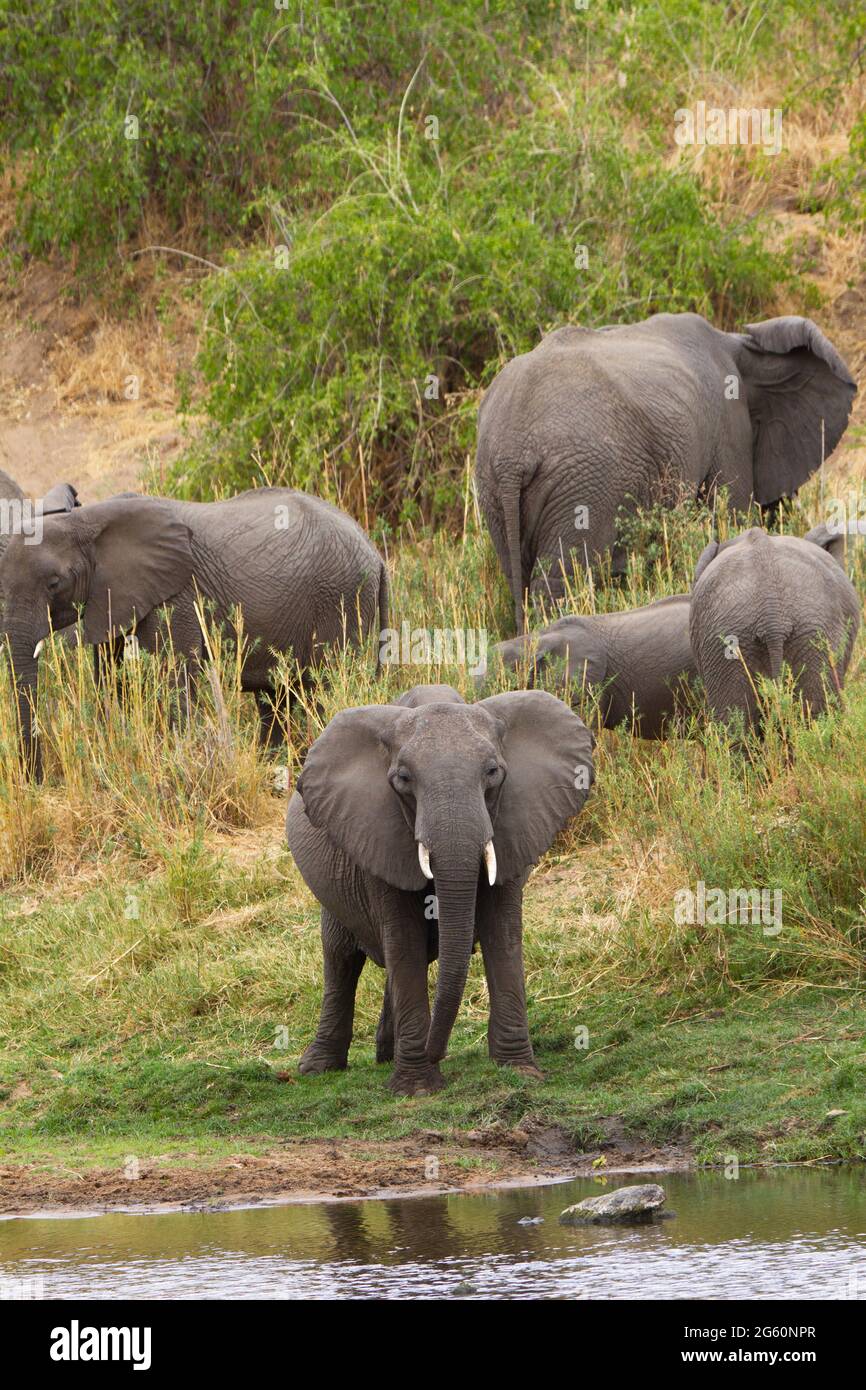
[296,691,593,1063]
[734,317,856,505]
[394,683,467,708]
[0,495,193,767]
[486,619,607,695]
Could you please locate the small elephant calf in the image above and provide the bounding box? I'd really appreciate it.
[486,595,695,738]
[286,683,594,1095]
[690,528,861,732]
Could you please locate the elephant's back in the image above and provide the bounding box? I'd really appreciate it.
[691,531,860,673]
[181,490,382,595]
[478,322,706,464]
[172,491,382,666]
[182,489,378,555]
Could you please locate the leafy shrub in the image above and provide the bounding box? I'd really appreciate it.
[178,96,790,520]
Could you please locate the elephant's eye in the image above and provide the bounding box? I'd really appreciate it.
[392,767,412,789]
[485,762,500,780]
[46,575,61,593]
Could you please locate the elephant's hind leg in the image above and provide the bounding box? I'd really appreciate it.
[299,909,366,1075]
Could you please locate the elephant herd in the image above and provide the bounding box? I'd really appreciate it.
[1,309,861,1096]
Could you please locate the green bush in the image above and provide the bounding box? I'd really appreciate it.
[177,96,790,519]
[2,0,861,519]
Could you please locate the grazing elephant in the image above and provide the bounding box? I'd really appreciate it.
[286,684,593,1095]
[689,528,861,732]
[486,594,695,738]
[476,312,855,629]
[0,487,387,771]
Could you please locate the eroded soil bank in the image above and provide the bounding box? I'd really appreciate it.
[0,1126,693,1217]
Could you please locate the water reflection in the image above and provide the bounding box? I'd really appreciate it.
[1,1168,865,1300]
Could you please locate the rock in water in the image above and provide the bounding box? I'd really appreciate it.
[559,1183,667,1225]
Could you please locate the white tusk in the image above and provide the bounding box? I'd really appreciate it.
[484,839,497,887]
[33,640,44,658]
[418,841,433,879]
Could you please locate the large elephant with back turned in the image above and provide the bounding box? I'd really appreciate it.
[0,486,387,773]
[476,312,856,630]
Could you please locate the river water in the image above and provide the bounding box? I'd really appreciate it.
[1,1168,864,1300]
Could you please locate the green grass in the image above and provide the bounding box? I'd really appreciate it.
[2,845,864,1170]
[1,513,865,1176]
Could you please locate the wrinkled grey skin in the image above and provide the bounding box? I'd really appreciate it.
[486,594,695,738]
[476,312,856,630]
[286,683,593,1096]
[804,520,866,573]
[0,486,387,773]
[689,528,861,732]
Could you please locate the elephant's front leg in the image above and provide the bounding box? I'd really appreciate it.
[299,908,366,1074]
[377,912,438,1064]
[375,980,394,1063]
[380,891,443,1096]
[476,880,542,1077]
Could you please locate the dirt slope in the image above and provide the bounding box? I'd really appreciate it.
[0,262,194,502]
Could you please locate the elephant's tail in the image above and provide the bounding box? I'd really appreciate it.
[374,557,390,676]
[761,631,785,681]
[502,485,525,632]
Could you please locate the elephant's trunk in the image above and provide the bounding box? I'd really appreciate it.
[426,869,479,1064]
[3,626,41,777]
[423,819,491,1063]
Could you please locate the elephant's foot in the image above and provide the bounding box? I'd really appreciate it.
[492,1052,544,1080]
[388,1062,444,1097]
[298,1041,349,1075]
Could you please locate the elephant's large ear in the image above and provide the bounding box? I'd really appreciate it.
[736,318,855,504]
[477,690,593,883]
[804,522,846,567]
[73,498,194,643]
[295,705,426,891]
[693,539,720,587]
[38,483,78,515]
